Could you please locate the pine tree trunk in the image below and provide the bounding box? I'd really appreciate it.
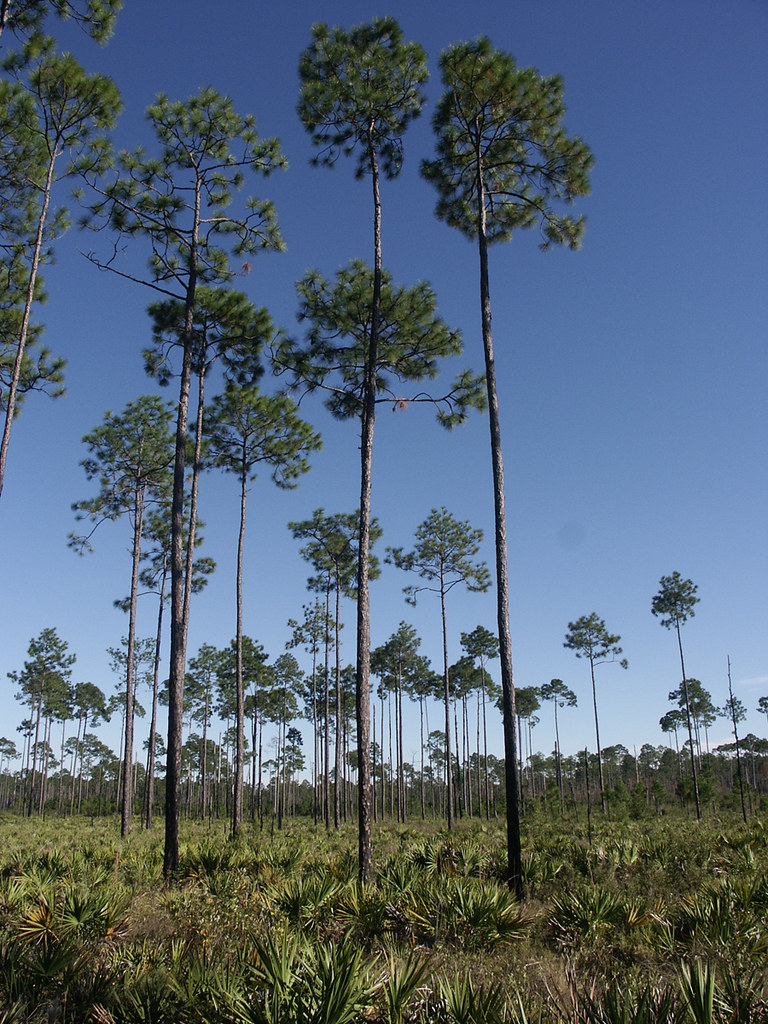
[441,578,454,831]
[334,574,342,829]
[476,178,523,896]
[233,458,247,837]
[0,151,55,500]
[145,564,166,829]
[355,139,380,885]
[677,626,701,819]
[122,481,145,837]
[164,273,197,877]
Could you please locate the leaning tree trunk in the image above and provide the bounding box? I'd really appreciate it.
[0,151,55,500]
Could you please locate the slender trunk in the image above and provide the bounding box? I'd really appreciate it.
[183,365,206,625]
[122,481,145,837]
[0,149,56,500]
[77,711,89,815]
[57,718,67,814]
[419,697,425,820]
[476,168,522,896]
[727,656,747,823]
[589,660,606,814]
[452,686,461,818]
[232,459,247,837]
[257,719,264,824]
[324,579,331,828]
[311,643,319,826]
[388,691,394,819]
[70,713,83,815]
[372,702,377,822]
[475,691,481,818]
[334,573,341,829]
[397,671,404,822]
[380,683,386,820]
[27,691,43,817]
[164,278,197,876]
[249,696,257,820]
[145,565,166,829]
[355,139,380,885]
[440,577,454,830]
[676,624,701,819]
[554,700,564,816]
[482,666,490,819]
[39,715,52,814]
[202,688,210,820]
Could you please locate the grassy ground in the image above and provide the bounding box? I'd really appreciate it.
[0,813,766,1021]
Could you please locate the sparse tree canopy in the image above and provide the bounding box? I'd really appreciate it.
[0,51,120,499]
[296,17,429,883]
[421,35,593,898]
[0,0,122,50]
[421,36,593,249]
[298,16,428,180]
[652,572,701,819]
[651,572,699,630]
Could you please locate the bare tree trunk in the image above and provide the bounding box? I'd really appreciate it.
[232,461,247,837]
[355,140,381,885]
[676,626,701,819]
[476,184,522,896]
[122,482,145,837]
[440,578,454,830]
[334,575,342,829]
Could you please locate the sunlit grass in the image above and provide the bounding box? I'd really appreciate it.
[0,813,766,1021]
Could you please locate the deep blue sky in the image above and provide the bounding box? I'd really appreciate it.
[1,0,766,771]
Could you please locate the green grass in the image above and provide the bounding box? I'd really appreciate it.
[0,813,766,1021]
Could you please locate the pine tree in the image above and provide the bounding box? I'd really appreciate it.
[422,37,592,894]
[82,86,285,874]
[652,572,701,819]
[296,17,428,881]
[0,50,120,499]
[387,507,490,830]
[70,395,173,835]
[206,386,320,836]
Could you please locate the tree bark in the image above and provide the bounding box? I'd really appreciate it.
[355,140,380,884]
[0,150,55,499]
[476,184,523,895]
[232,453,247,837]
[677,624,701,819]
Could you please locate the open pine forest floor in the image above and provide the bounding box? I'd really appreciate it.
[0,812,767,1022]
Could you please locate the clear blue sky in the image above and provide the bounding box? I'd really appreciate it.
[1,0,766,771]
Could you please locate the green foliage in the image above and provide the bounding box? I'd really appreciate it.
[421,36,593,248]
[0,49,121,496]
[69,394,174,551]
[84,86,286,287]
[564,614,627,670]
[0,816,766,1022]
[0,0,122,52]
[651,572,699,630]
[282,259,485,428]
[298,17,427,181]
[387,507,491,605]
